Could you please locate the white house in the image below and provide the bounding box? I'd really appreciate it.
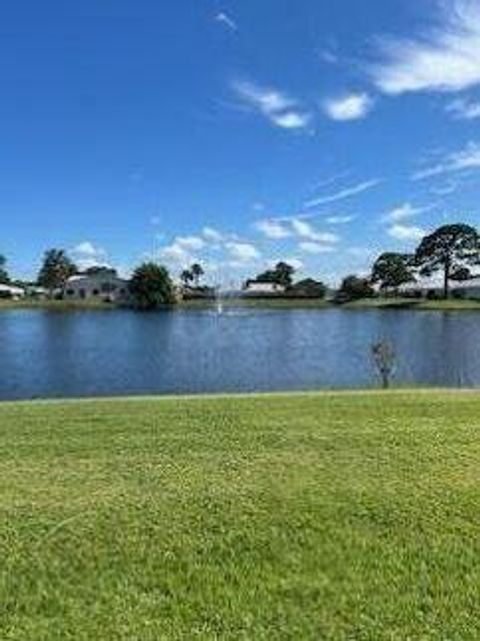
[0,283,25,299]
[243,280,286,295]
[399,274,480,300]
[64,272,130,303]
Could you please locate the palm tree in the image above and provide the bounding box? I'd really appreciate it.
[180,269,193,287]
[190,263,204,287]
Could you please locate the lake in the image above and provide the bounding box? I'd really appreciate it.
[0,307,479,400]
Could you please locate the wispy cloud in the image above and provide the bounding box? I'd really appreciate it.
[446,96,480,119]
[291,219,339,244]
[214,12,237,32]
[383,202,435,222]
[430,180,459,196]
[202,227,224,243]
[175,236,206,251]
[388,224,425,242]
[255,219,292,239]
[412,141,480,180]
[298,242,335,254]
[325,215,355,225]
[232,80,312,130]
[226,242,260,262]
[319,49,339,65]
[322,93,374,121]
[371,0,480,95]
[304,179,381,208]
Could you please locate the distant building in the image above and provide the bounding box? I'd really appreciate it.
[64,271,130,303]
[243,280,286,295]
[399,275,480,300]
[451,277,480,299]
[0,283,25,299]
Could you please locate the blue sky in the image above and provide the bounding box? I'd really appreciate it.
[2,0,480,285]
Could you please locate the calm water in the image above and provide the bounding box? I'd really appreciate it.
[0,307,479,400]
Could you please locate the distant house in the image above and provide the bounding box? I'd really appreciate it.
[452,277,480,299]
[399,274,480,300]
[64,270,130,303]
[243,280,286,296]
[0,283,25,299]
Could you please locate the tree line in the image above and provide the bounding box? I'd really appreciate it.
[1,223,479,308]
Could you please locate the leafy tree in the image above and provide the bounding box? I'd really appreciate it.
[290,278,327,298]
[37,249,77,296]
[84,266,117,277]
[337,275,374,302]
[451,267,472,282]
[180,268,193,287]
[130,262,174,309]
[0,254,10,284]
[371,252,415,292]
[274,261,295,287]
[414,224,479,299]
[255,261,296,287]
[190,263,204,287]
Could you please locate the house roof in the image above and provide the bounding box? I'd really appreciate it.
[0,284,24,294]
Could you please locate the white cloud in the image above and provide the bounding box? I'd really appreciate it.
[72,241,103,258]
[71,241,108,269]
[214,12,237,32]
[413,141,480,180]
[446,96,480,119]
[270,111,311,129]
[371,1,480,95]
[323,93,374,121]
[232,80,312,130]
[202,227,224,243]
[175,236,206,251]
[291,219,339,243]
[298,242,335,254]
[160,244,193,267]
[255,219,292,239]
[304,179,381,208]
[388,224,425,242]
[326,215,355,225]
[383,202,434,222]
[226,242,260,262]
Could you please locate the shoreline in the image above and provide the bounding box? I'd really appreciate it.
[2,296,480,312]
[1,387,479,406]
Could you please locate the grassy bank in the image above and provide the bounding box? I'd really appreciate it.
[2,391,480,639]
[0,298,117,311]
[3,296,480,312]
[344,297,480,311]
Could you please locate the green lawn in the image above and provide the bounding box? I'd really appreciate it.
[2,391,480,640]
[344,298,480,311]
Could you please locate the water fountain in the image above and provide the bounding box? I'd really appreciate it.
[215,285,224,315]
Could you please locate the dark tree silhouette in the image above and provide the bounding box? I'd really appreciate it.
[130,262,174,309]
[371,252,415,292]
[190,263,204,287]
[37,249,77,296]
[0,254,10,284]
[414,224,479,299]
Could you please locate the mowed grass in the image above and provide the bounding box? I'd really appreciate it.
[1,392,480,640]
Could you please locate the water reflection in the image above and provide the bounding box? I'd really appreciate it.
[0,308,479,399]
